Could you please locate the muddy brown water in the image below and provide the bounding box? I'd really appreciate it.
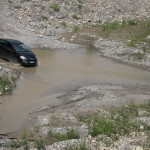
[0,47,150,134]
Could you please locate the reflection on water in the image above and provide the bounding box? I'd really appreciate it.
[0,47,150,133]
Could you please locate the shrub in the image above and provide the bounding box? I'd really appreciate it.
[73,25,80,32]
[89,116,117,137]
[78,103,150,140]
[20,0,30,2]
[126,19,137,25]
[41,15,48,20]
[14,5,21,9]
[78,4,83,9]
[48,128,79,141]
[103,22,120,31]
[50,3,60,11]
[60,21,67,28]
[72,14,79,19]
[67,142,90,150]
[77,0,82,3]
[0,75,13,95]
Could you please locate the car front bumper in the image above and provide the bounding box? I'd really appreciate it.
[22,60,37,67]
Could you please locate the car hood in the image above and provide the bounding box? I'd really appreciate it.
[17,51,36,59]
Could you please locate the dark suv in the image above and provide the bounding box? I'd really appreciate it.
[0,39,37,67]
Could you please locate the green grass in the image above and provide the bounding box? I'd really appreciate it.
[0,75,13,95]
[60,21,67,28]
[48,128,80,142]
[102,22,120,31]
[20,0,30,2]
[77,0,83,3]
[101,19,150,47]
[142,135,150,150]
[50,3,60,11]
[72,14,79,19]
[78,4,83,9]
[41,15,48,20]
[67,142,91,150]
[14,5,21,9]
[73,25,80,32]
[77,102,150,141]
[89,116,117,137]
[3,138,45,150]
[130,51,146,60]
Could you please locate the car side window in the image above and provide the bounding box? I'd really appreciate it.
[0,40,8,48]
[0,40,12,51]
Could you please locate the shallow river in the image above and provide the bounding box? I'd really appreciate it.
[0,47,150,134]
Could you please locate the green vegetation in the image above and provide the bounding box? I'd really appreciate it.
[126,19,138,25]
[41,15,48,21]
[130,51,145,60]
[78,102,150,141]
[101,19,150,47]
[95,19,150,60]
[102,21,120,31]
[77,0,83,4]
[78,4,83,9]
[50,3,60,11]
[20,0,30,2]
[0,75,13,95]
[48,128,80,142]
[73,25,80,32]
[142,135,150,150]
[67,142,90,150]
[8,0,12,3]
[72,14,79,19]
[60,21,67,28]
[14,5,21,9]
[0,129,45,150]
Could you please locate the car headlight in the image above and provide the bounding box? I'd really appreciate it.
[20,56,27,60]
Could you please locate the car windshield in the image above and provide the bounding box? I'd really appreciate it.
[12,43,31,52]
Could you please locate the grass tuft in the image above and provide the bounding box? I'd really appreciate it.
[41,15,48,20]
[60,21,67,28]
[0,75,13,95]
[67,142,90,150]
[48,128,80,141]
[50,3,60,11]
[78,102,150,141]
[14,5,21,9]
[73,25,80,32]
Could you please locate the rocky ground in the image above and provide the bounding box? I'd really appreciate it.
[94,37,150,71]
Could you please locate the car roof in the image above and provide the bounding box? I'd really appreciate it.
[0,38,23,44]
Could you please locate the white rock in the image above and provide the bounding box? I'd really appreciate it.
[146,35,150,40]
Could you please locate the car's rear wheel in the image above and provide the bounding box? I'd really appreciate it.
[11,57,19,64]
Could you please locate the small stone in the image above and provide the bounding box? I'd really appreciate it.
[146,35,150,41]
[18,16,22,19]
[132,146,143,150]
[140,125,144,131]
[39,34,43,38]
[88,135,92,139]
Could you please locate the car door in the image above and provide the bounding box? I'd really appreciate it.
[0,40,7,59]
[0,40,14,61]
